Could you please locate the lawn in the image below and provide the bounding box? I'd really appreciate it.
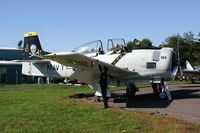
[0,84,199,132]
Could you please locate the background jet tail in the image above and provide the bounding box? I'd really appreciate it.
[23,32,50,60]
[186,60,194,70]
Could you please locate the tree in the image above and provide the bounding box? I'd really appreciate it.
[197,32,200,43]
[126,41,134,52]
[163,31,200,66]
[126,38,154,52]
[141,38,152,47]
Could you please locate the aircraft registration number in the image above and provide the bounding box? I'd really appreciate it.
[161,56,167,59]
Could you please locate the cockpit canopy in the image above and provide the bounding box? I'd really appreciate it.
[72,40,103,56]
[107,38,126,51]
[72,38,159,56]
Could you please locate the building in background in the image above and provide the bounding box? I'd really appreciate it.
[0,47,38,84]
[0,47,23,60]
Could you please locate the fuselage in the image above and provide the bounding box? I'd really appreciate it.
[22,60,74,78]
[22,47,175,84]
[95,47,174,81]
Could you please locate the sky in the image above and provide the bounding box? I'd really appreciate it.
[0,0,199,53]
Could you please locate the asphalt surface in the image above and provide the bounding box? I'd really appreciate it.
[74,83,200,124]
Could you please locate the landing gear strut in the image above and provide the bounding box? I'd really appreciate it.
[152,83,159,94]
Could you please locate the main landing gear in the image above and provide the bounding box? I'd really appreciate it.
[126,83,138,96]
[125,81,170,100]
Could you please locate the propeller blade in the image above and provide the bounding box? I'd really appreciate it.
[179,66,183,77]
[171,65,179,80]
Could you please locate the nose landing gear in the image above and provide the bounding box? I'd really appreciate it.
[152,81,172,100]
[151,82,166,99]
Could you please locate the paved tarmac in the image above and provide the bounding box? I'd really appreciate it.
[74,83,200,124]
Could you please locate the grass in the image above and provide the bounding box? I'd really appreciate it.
[0,81,191,90]
[0,84,199,132]
[0,83,68,89]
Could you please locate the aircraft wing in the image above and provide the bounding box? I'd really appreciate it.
[13,59,50,64]
[183,70,200,78]
[45,52,139,80]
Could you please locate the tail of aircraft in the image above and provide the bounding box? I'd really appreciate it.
[186,60,194,70]
[23,32,50,60]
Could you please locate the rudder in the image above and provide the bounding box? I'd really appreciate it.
[23,32,44,59]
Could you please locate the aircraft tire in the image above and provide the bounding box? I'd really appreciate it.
[191,78,195,84]
[126,83,137,96]
[159,92,166,99]
[151,83,159,94]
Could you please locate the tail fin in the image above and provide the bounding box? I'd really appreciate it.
[23,32,47,59]
[186,60,194,70]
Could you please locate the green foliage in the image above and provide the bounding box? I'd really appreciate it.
[141,38,152,47]
[163,31,200,66]
[126,41,134,52]
[126,38,154,52]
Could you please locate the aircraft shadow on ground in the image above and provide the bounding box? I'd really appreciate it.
[113,89,200,108]
[70,93,94,99]
[181,85,200,88]
[70,86,200,109]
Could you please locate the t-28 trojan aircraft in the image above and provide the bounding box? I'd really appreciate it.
[22,32,179,99]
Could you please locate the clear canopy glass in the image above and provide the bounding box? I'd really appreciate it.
[107,38,126,51]
[72,40,103,54]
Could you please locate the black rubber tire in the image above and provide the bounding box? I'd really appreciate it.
[191,79,195,84]
[152,83,159,94]
[159,92,166,99]
[126,84,137,96]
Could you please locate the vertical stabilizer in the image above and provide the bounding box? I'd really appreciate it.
[23,32,44,59]
[186,60,194,70]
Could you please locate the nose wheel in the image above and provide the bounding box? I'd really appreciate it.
[159,92,166,99]
[151,82,166,99]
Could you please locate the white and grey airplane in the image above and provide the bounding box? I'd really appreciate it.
[22,32,179,99]
[183,60,200,83]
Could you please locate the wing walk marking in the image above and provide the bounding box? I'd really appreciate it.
[111,53,127,65]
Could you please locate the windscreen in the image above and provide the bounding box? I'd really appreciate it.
[72,41,99,53]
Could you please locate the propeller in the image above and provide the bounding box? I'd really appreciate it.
[171,39,183,80]
[171,65,179,80]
